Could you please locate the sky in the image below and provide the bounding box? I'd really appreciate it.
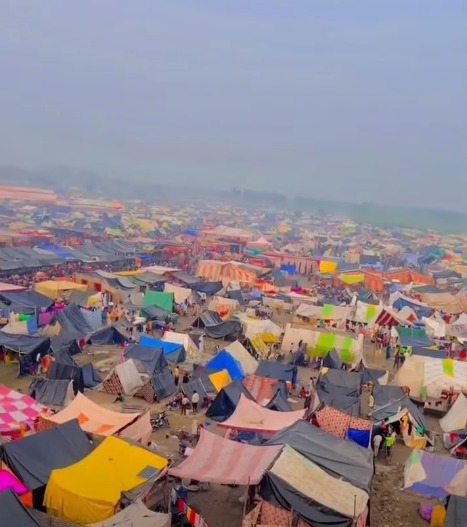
[0,1,466,210]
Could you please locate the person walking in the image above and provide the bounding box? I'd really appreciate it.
[181,395,189,415]
[191,391,199,414]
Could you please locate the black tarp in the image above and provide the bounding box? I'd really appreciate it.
[0,489,41,527]
[82,363,102,388]
[412,346,449,359]
[317,389,361,416]
[318,377,360,400]
[266,420,373,492]
[289,349,306,367]
[372,385,404,407]
[140,305,172,321]
[205,380,254,422]
[446,495,467,527]
[47,361,84,394]
[183,378,208,401]
[52,347,77,365]
[260,473,352,527]
[152,367,177,400]
[123,344,168,374]
[226,289,244,305]
[322,349,342,370]
[191,368,216,393]
[0,333,50,355]
[172,271,201,285]
[28,378,71,407]
[360,367,387,385]
[68,289,96,307]
[165,345,187,365]
[319,369,362,392]
[0,290,53,314]
[370,395,429,431]
[88,325,127,345]
[193,311,241,339]
[266,389,292,411]
[0,419,92,491]
[191,281,223,295]
[255,360,298,385]
[54,304,93,335]
[50,333,81,356]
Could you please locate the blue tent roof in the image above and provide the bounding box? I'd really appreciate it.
[204,350,244,381]
[138,336,186,364]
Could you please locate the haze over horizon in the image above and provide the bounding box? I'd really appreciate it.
[0,1,466,211]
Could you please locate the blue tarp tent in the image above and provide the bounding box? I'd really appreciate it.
[396,327,434,348]
[204,350,244,381]
[138,336,186,364]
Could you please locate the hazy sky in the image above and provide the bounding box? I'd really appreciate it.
[0,1,466,209]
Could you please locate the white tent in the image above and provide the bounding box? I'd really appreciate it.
[440,394,467,433]
[224,340,258,375]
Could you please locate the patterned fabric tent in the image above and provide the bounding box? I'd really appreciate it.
[0,385,43,434]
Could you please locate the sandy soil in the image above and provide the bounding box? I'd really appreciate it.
[0,309,442,527]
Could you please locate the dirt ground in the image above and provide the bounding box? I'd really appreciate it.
[0,309,442,527]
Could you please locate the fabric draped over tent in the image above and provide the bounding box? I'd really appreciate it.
[169,428,282,484]
[218,394,304,433]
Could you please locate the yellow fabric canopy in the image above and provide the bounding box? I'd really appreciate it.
[338,273,365,285]
[319,261,338,274]
[34,280,87,298]
[208,369,232,392]
[44,436,167,525]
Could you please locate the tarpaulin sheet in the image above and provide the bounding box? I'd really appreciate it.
[266,420,373,492]
[205,380,254,422]
[396,327,434,348]
[143,291,174,312]
[1,419,92,491]
[152,367,177,400]
[0,385,43,433]
[0,489,40,527]
[0,290,53,311]
[44,436,168,525]
[169,427,282,484]
[218,394,304,433]
[28,378,73,407]
[0,333,50,355]
[205,350,245,381]
[445,495,467,527]
[124,344,168,374]
[255,360,297,384]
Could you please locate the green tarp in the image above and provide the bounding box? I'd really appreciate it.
[142,291,174,312]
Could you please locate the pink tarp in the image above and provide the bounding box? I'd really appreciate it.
[0,385,43,433]
[218,394,305,433]
[243,375,278,404]
[0,470,28,494]
[169,428,282,484]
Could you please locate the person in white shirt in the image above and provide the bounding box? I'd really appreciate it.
[191,391,200,414]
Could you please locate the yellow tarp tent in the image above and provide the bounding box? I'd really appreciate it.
[338,273,365,285]
[44,436,167,525]
[208,369,232,392]
[319,261,338,274]
[259,332,279,344]
[34,280,87,299]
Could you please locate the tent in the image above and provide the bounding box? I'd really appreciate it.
[403,449,467,498]
[0,290,54,314]
[123,344,168,374]
[88,325,127,346]
[0,385,43,434]
[82,363,102,388]
[445,495,467,527]
[169,428,282,485]
[100,359,148,396]
[265,390,292,412]
[54,304,93,336]
[391,355,467,398]
[255,360,297,385]
[243,375,285,405]
[0,489,40,527]
[138,336,186,364]
[204,350,244,381]
[395,327,434,348]
[44,436,168,525]
[314,406,372,446]
[224,340,258,375]
[34,280,87,299]
[218,394,304,433]
[28,378,74,408]
[162,331,198,357]
[0,419,92,492]
[260,445,369,527]
[47,360,84,394]
[143,291,174,312]
[87,500,171,527]
[37,392,142,436]
[164,282,192,304]
[136,367,177,402]
[205,380,254,422]
[440,394,467,433]
[208,369,232,392]
[193,311,241,339]
[266,420,373,492]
